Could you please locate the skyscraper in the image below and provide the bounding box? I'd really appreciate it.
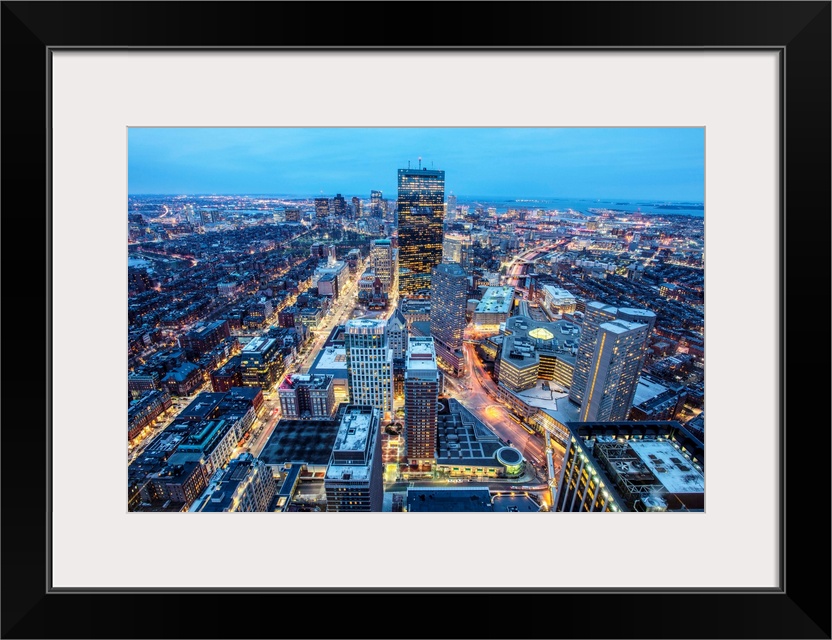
[404,336,440,464]
[344,318,394,417]
[569,302,655,408]
[314,197,329,218]
[578,319,651,422]
[397,164,445,297]
[370,238,394,291]
[333,193,347,217]
[370,190,383,215]
[446,192,458,221]
[387,308,409,399]
[430,262,468,376]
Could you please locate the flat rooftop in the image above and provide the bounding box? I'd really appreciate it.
[475,287,514,315]
[406,487,493,512]
[279,373,333,391]
[628,440,705,494]
[310,347,348,375]
[258,418,340,467]
[345,318,386,332]
[331,408,372,454]
[406,338,437,371]
[541,284,576,301]
[599,319,645,334]
[242,336,276,353]
[436,399,503,463]
[633,376,669,406]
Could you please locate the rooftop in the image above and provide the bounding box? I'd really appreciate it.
[279,373,333,391]
[326,406,379,482]
[475,287,514,315]
[258,418,341,467]
[310,346,348,375]
[242,336,277,354]
[633,376,669,406]
[331,406,373,454]
[436,399,504,463]
[628,440,705,494]
[599,319,646,334]
[406,337,438,371]
[345,318,387,333]
[405,487,493,512]
[541,284,577,301]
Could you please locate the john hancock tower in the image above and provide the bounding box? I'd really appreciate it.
[397,161,445,298]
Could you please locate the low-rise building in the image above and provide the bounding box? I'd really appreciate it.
[278,373,336,419]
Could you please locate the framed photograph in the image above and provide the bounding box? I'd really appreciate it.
[2,2,829,639]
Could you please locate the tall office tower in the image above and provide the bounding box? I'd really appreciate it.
[314,197,330,219]
[443,234,472,272]
[197,453,277,512]
[430,262,468,376]
[568,302,656,407]
[446,192,457,221]
[370,238,394,291]
[397,163,445,297]
[578,319,651,422]
[387,308,408,361]
[404,337,440,464]
[344,319,394,417]
[351,196,362,217]
[370,190,383,215]
[324,405,383,512]
[387,308,408,399]
[333,193,347,217]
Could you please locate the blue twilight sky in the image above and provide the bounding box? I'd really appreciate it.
[128,127,704,201]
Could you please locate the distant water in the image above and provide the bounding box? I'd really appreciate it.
[458,196,704,217]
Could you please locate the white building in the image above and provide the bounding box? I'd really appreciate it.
[344,319,394,418]
[541,284,577,316]
[473,286,514,331]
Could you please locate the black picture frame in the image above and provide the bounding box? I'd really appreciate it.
[2,2,829,638]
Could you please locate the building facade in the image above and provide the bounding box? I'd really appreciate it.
[344,319,394,417]
[569,302,655,409]
[370,238,394,291]
[324,406,383,512]
[430,261,468,377]
[278,373,336,419]
[198,453,277,512]
[578,320,651,422]
[240,336,284,390]
[397,166,445,297]
[404,337,440,464]
[472,286,514,331]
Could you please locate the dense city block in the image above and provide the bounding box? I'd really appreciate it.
[128,162,704,513]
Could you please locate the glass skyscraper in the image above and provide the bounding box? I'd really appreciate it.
[396,165,445,297]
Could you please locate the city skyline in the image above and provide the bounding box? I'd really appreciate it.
[128,129,705,514]
[128,127,705,201]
